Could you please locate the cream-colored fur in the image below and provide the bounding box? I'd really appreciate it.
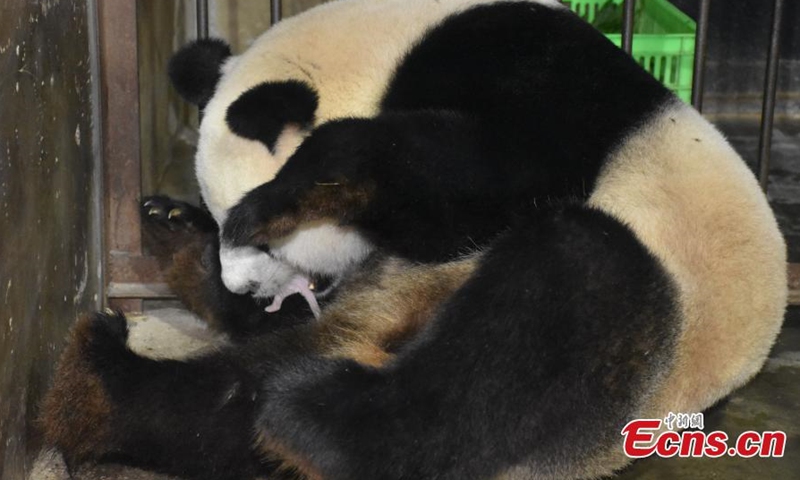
[196,1,786,477]
[576,101,786,478]
[202,0,561,297]
[197,0,561,223]
[589,102,786,415]
[496,102,786,480]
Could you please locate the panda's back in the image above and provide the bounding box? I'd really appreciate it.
[381,2,673,197]
[199,0,565,221]
[221,0,562,124]
[589,101,787,418]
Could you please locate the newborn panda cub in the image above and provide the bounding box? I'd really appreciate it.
[40,0,786,479]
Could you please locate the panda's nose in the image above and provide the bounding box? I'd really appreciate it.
[219,245,266,295]
[218,244,300,299]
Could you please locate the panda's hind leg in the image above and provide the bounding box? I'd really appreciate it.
[39,310,125,469]
[39,310,268,480]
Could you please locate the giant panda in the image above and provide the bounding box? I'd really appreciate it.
[40,0,787,479]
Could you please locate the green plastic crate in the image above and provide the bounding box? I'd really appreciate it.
[566,0,696,103]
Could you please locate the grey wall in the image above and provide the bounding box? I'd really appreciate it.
[0,0,102,478]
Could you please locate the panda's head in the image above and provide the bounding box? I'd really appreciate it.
[169,37,374,306]
[169,38,317,224]
[169,0,519,305]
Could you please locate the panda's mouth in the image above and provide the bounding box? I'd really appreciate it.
[307,273,336,297]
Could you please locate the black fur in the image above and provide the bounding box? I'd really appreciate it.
[221,3,672,262]
[79,311,268,480]
[140,196,316,340]
[224,111,508,261]
[168,38,232,109]
[81,207,678,479]
[49,3,686,479]
[255,207,678,479]
[142,195,218,234]
[226,81,319,153]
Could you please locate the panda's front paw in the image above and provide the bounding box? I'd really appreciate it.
[142,195,217,234]
[221,183,302,247]
[222,179,373,249]
[142,196,219,264]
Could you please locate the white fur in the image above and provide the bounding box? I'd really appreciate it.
[268,220,374,277]
[589,102,787,411]
[197,0,562,224]
[572,101,787,478]
[219,222,373,300]
[219,245,298,298]
[196,1,786,477]
[199,0,561,296]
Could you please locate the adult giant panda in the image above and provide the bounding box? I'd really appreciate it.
[40,0,787,479]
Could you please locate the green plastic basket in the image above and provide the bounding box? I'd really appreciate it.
[566,0,696,103]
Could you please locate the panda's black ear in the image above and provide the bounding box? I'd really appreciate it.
[168,38,232,109]
[226,80,319,153]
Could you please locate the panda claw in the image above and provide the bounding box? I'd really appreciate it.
[142,195,218,233]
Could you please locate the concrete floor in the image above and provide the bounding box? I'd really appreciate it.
[29,305,800,480]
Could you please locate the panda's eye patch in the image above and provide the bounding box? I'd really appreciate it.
[226,80,319,153]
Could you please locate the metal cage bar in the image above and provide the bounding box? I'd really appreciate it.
[197,0,209,39]
[757,0,785,192]
[196,0,209,124]
[271,0,283,25]
[691,0,711,111]
[621,0,635,54]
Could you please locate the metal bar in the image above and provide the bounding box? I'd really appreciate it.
[197,0,209,124]
[97,0,145,311]
[691,0,711,111]
[197,0,209,38]
[87,0,105,310]
[271,0,282,26]
[621,0,635,54]
[757,0,784,192]
[789,263,800,305]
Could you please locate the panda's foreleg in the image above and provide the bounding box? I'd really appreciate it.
[252,207,680,480]
[140,195,312,339]
[39,310,270,480]
[222,110,507,262]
